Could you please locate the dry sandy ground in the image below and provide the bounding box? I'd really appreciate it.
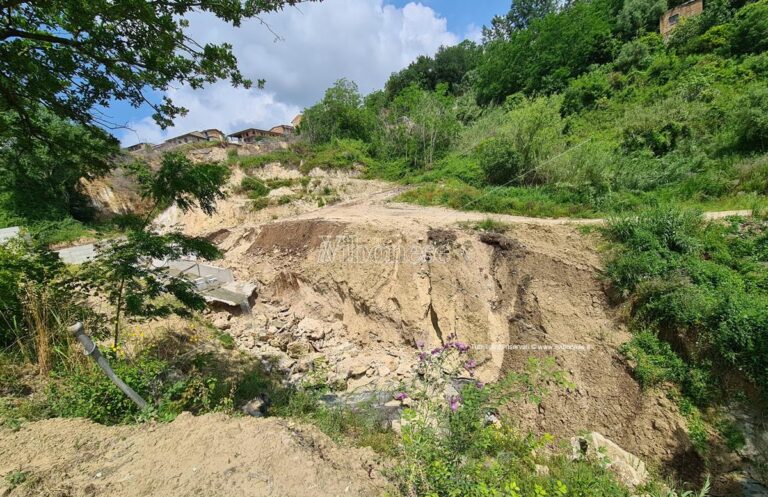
[0,413,387,497]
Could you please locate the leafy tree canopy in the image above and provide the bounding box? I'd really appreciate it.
[0,107,118,221]
[0,0,317,133]
[301,79,374,144]
[384,41,481,99]
[483,0,564,41]
[476,0,616,102]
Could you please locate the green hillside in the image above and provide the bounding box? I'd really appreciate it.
[301,0,768,218]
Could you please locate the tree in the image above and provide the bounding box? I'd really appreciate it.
[84,152,230,347]
[616,0,668,37]
[730,0,768,55]
[0,0,317,222]
[301,79,374,144]
[384,41,481,100]
[483,0,563,41]
[0,0,318,132]
[382,84,460,167]
[475,0,615,102]
[0,107,119,222]
[732,86,768,151]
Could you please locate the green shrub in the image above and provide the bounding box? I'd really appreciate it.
[620,117,689,156]
[415,155,485,188]
[235,149,302,170]
[731,86,768,151]
[605,208,768,403]
[562,70,612,114]
[49,354,232,425]
[303,138,373,172]
[730,0,768,55]
[614,34,663,72]
[620,330,686,388]
[476,137,524,186]
[240,177,270,197]
[616,0,668,35]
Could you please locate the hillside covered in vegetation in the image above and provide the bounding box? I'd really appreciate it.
[298,0,768,218]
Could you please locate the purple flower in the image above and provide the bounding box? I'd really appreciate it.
[418,352,427,362]
[464,359,477,370]
[475,382,485,390]
[416,340,425,350]
[431,348,442,356]
[394,392,409,401]
[449,395,461,412]
[454,342,469,353]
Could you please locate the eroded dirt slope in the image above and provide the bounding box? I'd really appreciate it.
[0,413,387,497]
[152,164,705,478]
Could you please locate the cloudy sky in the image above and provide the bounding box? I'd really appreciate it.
[115,0,508,146]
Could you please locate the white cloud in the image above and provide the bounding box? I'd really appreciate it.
[119,0,458,145]
[465,23,484,43]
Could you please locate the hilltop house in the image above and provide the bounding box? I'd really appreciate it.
[269,124,295,136]
[660,0,704,38]
[291,114,303,127]
[164,129,226,147]
[227,127,282,144]
[125,142,153,152]
[201,129,226,142]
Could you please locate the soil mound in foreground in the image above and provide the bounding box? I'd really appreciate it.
[0,413,386,497]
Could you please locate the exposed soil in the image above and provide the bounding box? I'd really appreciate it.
[28,156,759,494]
[0,413,387,497]
[249,220,348,256]
[152,164,706,478]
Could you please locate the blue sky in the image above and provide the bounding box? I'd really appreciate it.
[388,0,508,35]
[115,0,510,146]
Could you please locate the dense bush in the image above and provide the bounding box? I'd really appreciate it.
[731,86,768,151]
[616,0,668,37]
[49,353,237,424]
[620,115,689,156]
[613,34,663,72]
[729,0,768,55]
[605,209,768,401]
[303,138,374,172]
[476,137,524,185]
[561,69,612,115]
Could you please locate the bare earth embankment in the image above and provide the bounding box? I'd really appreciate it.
[3,165,757,495]
[0,413,386,497]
